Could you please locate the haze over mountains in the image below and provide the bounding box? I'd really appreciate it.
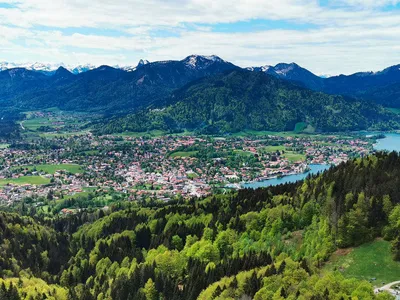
[0,60,150,75]
[2,54,400,134]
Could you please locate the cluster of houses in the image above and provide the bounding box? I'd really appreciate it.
[0,133,374,206]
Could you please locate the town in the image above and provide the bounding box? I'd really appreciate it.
[0,131,374,212]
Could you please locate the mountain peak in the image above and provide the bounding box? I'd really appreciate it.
[273,63,300,76]
[138,59,150,66]
[183,55,225,69]
[54,66,73,77]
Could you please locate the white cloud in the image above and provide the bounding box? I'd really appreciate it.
[0,0,400,74]
[0,0,382,28]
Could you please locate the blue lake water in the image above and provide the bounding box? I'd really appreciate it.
[242,164,330,189]
[371,133,400,152]
[242,132,400,189]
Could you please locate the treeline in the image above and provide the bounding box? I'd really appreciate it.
[0,153,400,299]
[0,109,21,139]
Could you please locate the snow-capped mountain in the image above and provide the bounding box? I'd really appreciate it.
[0,56,229,75]
[120,59,150,72]
[0,62,67,74]
[183,55,226,69]
[0,62,96,74]
[247,62,324,90]
[0,62,18,71]
[69,64,97,74]
[246,65,273,72]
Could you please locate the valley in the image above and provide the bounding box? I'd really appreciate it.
[0,57,400,300]
[0,110,377,209]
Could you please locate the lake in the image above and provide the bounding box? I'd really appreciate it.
[242,132,400,189]
[371,132,400,152]
[242,164,330,189]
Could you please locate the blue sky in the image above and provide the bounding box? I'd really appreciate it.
[1,0,400,75]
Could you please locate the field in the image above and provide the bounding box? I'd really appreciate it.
[115,130,167,137]
[261,145,306,162]
[0,144,10,149]
[114,130,197,138]
[20,110,96,141]
[231,130,317,138]
[283,152,306,162]
[169,151,199,158]
[38,131,90,139]
[14,164,83,174]
[323,239,400,284]
[233,150,254,157]
[0,176,51,186]
[262,145,286,152]
[22,117,53,131]
[63,187,98,200]
[386,107,400,114]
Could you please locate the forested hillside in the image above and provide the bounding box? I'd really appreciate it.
[256,62,400,108]
[0,152,399,299]
[96,70,400,134]
[0,56,237,114]
[0,109,21,139]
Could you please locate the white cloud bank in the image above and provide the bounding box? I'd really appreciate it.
[0,0,400,74]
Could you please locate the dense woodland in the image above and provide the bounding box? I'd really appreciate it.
[0,110,21,139]
[0,56,237,114]
[262,62,400,108]
[3,58,400,136]
[96,70,400,134]
[0,152,399,299]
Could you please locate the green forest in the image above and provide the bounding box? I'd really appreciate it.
[1,152,400,299]
[96,70,400,135]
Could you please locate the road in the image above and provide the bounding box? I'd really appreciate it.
[374,281,400,298]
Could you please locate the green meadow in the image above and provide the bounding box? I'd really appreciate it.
[14,164,83,174]
[0,176,51,186]
[324,239,400,284]
[169,151,199,158]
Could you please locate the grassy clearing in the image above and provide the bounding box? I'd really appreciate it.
[169,151,198,158]
[233,150,254,157]
[14,164,83,174]
[187,172,199,179]
[231,130,317,138]
[263,145,286,152]
[387,107,400,114]
[0,176,51,186]
[323,239,400,284]
[115,130,167,137]
[22,118,53,130]
[38,131,89,138]
[0,144,10,149]
[261,146,305,162]
[283,152,306,162]
[63,187,96,200]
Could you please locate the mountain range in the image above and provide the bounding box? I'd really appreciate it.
[0,55,237,114]
[95,69,398,134]
[3,54,400,134]
[250,62,400,108]
[3,56,400,108]
[0,60,150,75]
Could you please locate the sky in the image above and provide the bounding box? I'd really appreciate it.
[1,0,400,75]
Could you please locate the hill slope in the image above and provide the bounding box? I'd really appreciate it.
[1,152,400,299]
[97,70,400,134]
[253,62,400,108]
[0,55,238,114]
